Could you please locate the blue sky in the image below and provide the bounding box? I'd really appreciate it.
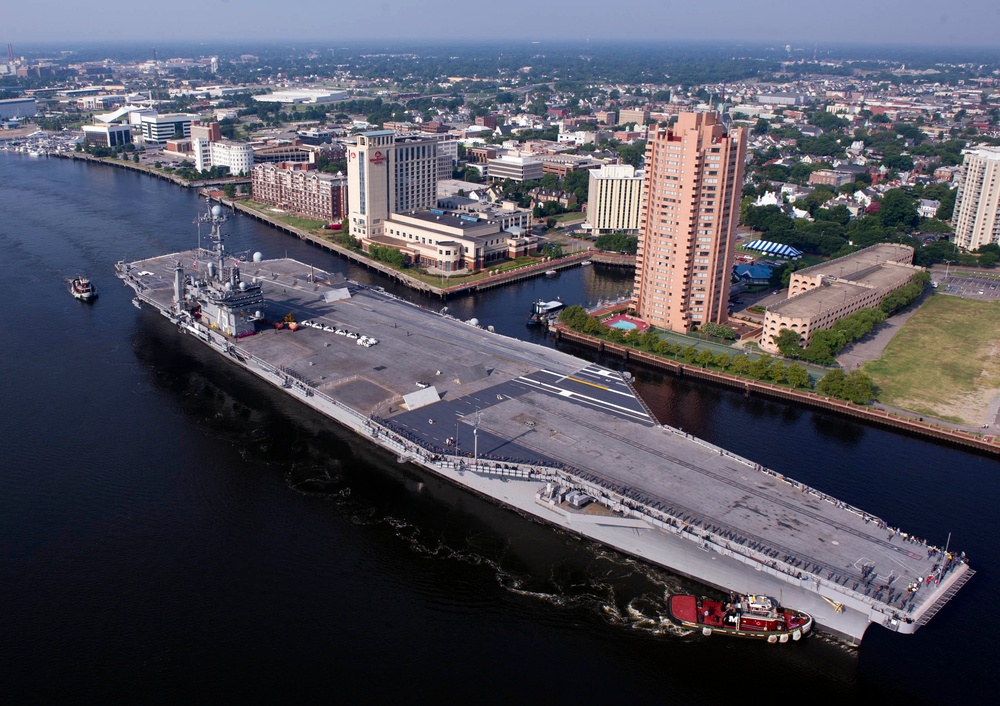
[4,0,1000,46]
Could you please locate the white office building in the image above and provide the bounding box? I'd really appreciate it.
[586,164,644,235]
[194,138,253,175]
[487,154,543,183]
[134,112,198,144]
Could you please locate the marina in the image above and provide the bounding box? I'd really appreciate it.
[114,204,973,645]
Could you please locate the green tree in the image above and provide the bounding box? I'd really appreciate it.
[695,349,715,367]
[747,354,774,380]
[772,328,804,356]
[701,321,737,340]
[728,355,752,376]
[817,369,847,397]
[785,364,811,389]
[877,189,919,231]
[368,244,406,267]
[595,233,639,254]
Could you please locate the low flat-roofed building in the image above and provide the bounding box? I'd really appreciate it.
[372,208,537,272]
[0,97,37,120]
[537,153,602,177]
[760,244,920,353]
[253,89,347,105]
[757,93,805,106]
[436,196,532,231]
[80,95,126,111]
[809,169,855,188]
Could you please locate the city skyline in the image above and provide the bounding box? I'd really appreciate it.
[4,0,1000,47]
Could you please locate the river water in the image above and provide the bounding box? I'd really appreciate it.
[0,154,994,703]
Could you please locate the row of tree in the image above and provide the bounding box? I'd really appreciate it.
[772,308,888,365]
[558,306,811,390]
[559,305,882,403]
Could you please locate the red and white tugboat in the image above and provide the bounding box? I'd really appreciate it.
[69,276,97,301]
[667,593,812,643]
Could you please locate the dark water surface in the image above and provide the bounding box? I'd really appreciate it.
[0,154,993,704]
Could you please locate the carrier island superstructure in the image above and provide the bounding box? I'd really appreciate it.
[115,205,972,645]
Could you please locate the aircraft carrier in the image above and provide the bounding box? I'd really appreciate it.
[115,205,972,645]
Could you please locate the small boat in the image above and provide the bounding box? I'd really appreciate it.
[527,298,564,326]
[581,260,592,266]
[69,276,97,301]
[132,297,142,309]
[667,593,812,643]
[545,269,558,276]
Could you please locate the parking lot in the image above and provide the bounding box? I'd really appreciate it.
[936,274,1000,301]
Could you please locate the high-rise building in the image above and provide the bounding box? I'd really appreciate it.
[347,130,439,241]
[632,111,746,333]
[586,164,644,235]
[953,147,1000,251]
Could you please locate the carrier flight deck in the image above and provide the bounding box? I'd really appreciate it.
[118,242,972,645]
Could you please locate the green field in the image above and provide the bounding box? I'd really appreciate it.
[863,295,1000,423]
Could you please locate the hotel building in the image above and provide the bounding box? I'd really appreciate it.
[632,111,747,332]
[953,147,1000,250]
[347,130,439,241]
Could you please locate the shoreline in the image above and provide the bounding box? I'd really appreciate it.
[49,150,995,454]
[553,325,1000,457]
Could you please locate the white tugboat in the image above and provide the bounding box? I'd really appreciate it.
[69,276,96,301]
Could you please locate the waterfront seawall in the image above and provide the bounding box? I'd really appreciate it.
[555,326,1000,456]
[227,199,597,299]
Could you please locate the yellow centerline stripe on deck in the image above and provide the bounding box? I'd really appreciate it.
[566,376,609,390]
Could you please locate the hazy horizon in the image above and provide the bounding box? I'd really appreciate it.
[5,1,1000,48]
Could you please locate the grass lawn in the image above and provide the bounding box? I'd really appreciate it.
[863,296,1000,424]
[553,211,586,223]
[238,200,327,232]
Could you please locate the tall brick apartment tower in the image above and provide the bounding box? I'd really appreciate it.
[632,112,747,332]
